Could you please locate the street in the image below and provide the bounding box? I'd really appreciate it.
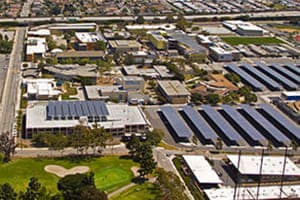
[0,27,25,133]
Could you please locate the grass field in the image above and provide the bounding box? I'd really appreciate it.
[110,183,160,200]
[221,37,283,46]
[0,156,137,193]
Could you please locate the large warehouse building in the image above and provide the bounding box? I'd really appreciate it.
[25,101,149,138]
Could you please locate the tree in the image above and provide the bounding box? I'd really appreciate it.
[225,73,241,85]
[0,132,17,163]
[44,133,69,156]
[58,172,107,200]
[90,126,112,155]
[69,125,90,154]
[176,15,189,31]
[136,143,156,178]
[145,129,163,146]
[126,134,141,158]
[155,168,188,200]
[191,93,203,105]
[192,135,198,151]
[136,16,145,24]
[216,137,223,150]
[19,177,52,200]
[93,40,106,51]
[290,140,298,151]
[204,93,220,105]
[0,183,17,200]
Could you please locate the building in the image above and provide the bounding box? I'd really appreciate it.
[44,64,99,84]
[26,37,47,61]
[223,20,266,36]
[37,23,97,34]
[75,32,106,50]
[23,79,61,100]
[147,31,168,50]
[282,91,300,101]
[84,85,128,101]
[117,76,145,91]
[157,80,190,104]
[226,154,300,184]
[209,43,240,62]
[108,40,142,53]
[25,101,149,138]
[27,29,51,37]
[53,51,105,62]
[183,155,222,188]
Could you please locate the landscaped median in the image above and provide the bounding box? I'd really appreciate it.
[221,36,283,46]
[0,156,136,194]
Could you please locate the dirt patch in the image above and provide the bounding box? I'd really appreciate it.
[45,165,90,178]
[131,166,139,177]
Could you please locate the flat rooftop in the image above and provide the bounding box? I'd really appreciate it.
[108,40,142,49]
[183,155,223,184]
[158,80,190,96]
[227,154,300,176]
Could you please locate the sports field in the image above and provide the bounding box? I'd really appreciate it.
[221,37,283,46]
[0,156,136,193]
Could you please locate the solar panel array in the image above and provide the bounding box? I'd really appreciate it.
[255,62,298,90]
[160,106,192,138]
[240,104,291,145]
[181,106,218,141]
[240,63,281,91]
[270,63,300,84]
[225,63,266,91]
[285,63,300,76]
[221,105,267,143]
[260,104,300,141]
[47,101,109,119]
[201,105,243,144]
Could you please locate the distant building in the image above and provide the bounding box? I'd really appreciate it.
[26,37,47,61]
[53,51,105,62]
[147,31,168,50]
[223,20,266,36]
[157,80,190,104]
[117,76,145,91]
[209,43,240,62]
[23,79,61,100]
[25,101,149,138]
[84,85,128,101]
[108,40,142,53]
[74,32,106,50]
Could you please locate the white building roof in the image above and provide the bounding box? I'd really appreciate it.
[28,29,51,36]
[126,24,176,31]
[75,32,105,43]
[223,20,266,33]
[282,91,300,97]
[183,155,223,184]
[227,154,300,176]
[24,79,61,97]
[205,185,300,200]
[26,37,47,55]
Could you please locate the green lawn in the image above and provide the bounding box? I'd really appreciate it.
[0,156,136,194]
[221,37,283,46]
[110,183,160,200]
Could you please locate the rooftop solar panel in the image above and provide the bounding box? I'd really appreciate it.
[260,104,300,141]
[240,104,291,145]
[225,63,265,91]
[75,102,83,117]
[160,106,192,138]
[68,102,77,116]
[181,106,218,141]
[270,63,300,84]
[201,105,243,143]
[240,63,281,91]
[62,102,69,117]
[47,101,55,118]
[256,62,298,90]
[87,101,97,117]
[55,101,63,117]
[221,105,267,143]
[284,63,300,76]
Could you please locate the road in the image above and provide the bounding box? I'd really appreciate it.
[0,10,299,23]
[0,27,25,133]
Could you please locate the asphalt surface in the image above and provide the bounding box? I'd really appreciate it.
[0,27,25,133]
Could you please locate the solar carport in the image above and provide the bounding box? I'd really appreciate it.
[220,105,268,146]
[239,104,291,147]
[269,63,300,84]
[159,106,192,142]
[259,104,300,145]
[200,105,246,146]
[180,106,218,145]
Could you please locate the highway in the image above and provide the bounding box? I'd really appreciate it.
[0,10,299,23]
[0,27,25,133]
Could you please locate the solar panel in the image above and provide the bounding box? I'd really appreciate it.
[160,106,192,138]
[256,62,298,90]
[201,105,243,143]
[47,101,55,118]
[181,106,218,141]
[87,101,97,117]
[74,102,83,117]
[69,102,77,116]
[62,102,69,118]
[240,104,291,145]
[221,105,267,143]
[260,104,300,141]
[225,63,265,91]
[270,63,300,84]
[284,63,300,76]
[55,101,63,117]
[240,63,281,91]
